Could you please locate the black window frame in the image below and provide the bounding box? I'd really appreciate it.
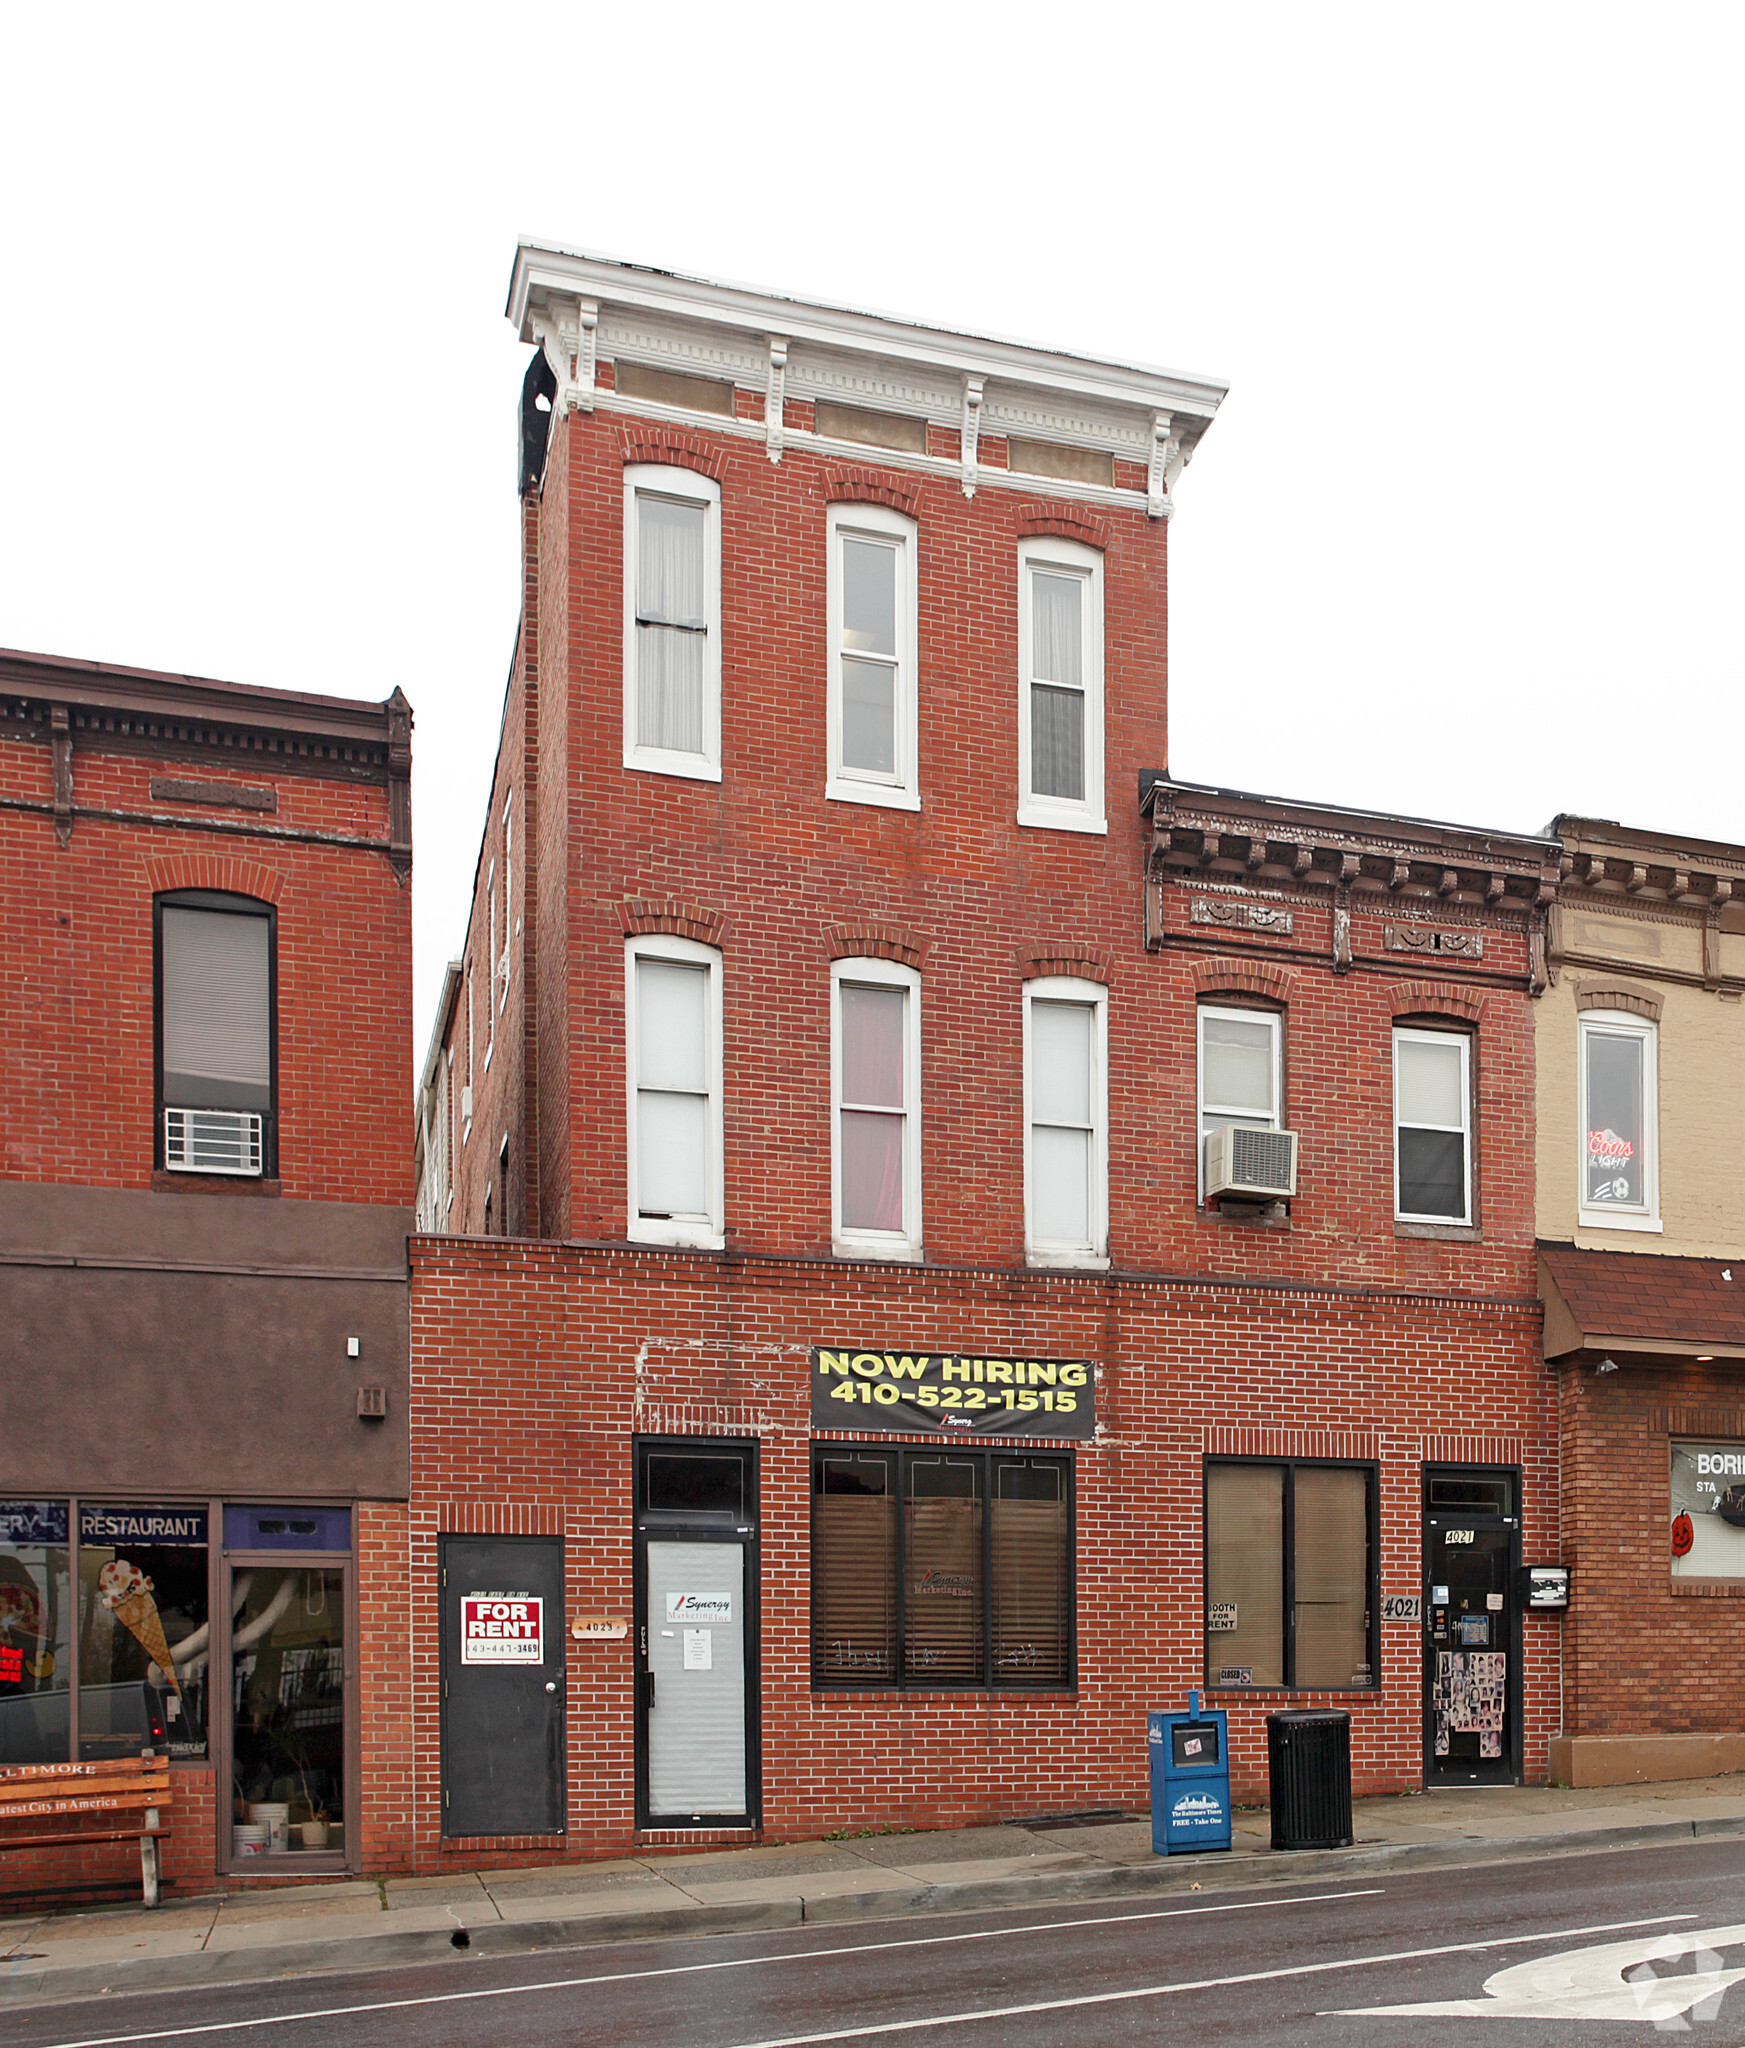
[810,1441,1076,1693]
[153,890,279,1179]
[1202,1456,1379,1694]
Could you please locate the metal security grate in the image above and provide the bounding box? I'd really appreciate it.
[163,1107,263,1176]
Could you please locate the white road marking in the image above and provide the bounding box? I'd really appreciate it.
[1332,1921,1745,2023]
[717,1916,1691,2048]
[16,1887,1385,2048]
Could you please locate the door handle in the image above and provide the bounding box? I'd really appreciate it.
[645,1669,656,1710]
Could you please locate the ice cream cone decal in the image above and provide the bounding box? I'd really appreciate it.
[99,1559,183,1699]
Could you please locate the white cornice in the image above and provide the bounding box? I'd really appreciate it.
[507,240,1228,426]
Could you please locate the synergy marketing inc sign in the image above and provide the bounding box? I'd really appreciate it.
[811,1346,1096,1439]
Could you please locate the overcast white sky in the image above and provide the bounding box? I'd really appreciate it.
[4,5,1741,1048]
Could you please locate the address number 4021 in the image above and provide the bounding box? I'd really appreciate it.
[1381,1594,1422,1623]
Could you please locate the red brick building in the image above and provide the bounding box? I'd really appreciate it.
[406,245,1564,1873]
[0,649,414,1901]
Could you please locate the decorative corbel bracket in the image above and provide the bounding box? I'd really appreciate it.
[531,295,597,414]
[765,336,788,463]
[1147,411,1180,519]
[385,687,413,879]
[50,703,72,847]
[961,376,985,498]
[1704,880,1734,989]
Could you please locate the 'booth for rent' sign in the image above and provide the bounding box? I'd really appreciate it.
[460,1594,544,1664]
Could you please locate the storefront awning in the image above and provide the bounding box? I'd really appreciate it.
[1538,1242,1745,1363]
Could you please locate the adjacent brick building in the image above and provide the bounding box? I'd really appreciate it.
[405,245,1566,1874]
[1537,816,1745,1785]
[0,649,414,1902]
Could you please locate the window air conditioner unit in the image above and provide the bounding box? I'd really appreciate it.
[164,1107,263,1177]
[1205,1124,1298,1202]
[460,1084,474,1123]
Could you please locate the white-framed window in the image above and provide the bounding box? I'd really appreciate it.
[483,861,496,1071]
[1024,977,1109,1265]
[1197,1004,1282,1195]
[626,935,724,1247]
[623,464,722,780]
[1577,1009,1660,1231]
[1393,1027,1472,1225]
[464,964,475,1141]
[499,797,513,1010]
[831,957,922,1260]
[1017,537,1105,834]
[826,502,918,810]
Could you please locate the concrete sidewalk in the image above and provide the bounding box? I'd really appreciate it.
[6,1776,1745,2011]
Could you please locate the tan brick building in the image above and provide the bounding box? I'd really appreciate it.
[1538,817,1745,1784]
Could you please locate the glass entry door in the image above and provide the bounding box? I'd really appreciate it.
[1422,1468,1520,1785]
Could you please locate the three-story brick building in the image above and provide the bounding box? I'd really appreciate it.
[407,246,1563,1872]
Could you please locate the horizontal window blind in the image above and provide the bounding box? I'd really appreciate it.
[160,906,271,1111]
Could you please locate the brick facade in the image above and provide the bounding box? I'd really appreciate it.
[401,247,1564,1870]
[1,649,413,1906]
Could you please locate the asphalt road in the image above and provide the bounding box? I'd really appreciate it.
[6,1837,1745,2048]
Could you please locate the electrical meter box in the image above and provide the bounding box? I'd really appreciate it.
[1149,1692,1232,1854]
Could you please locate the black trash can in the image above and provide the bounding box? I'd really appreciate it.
[1266,1709,1352,1850]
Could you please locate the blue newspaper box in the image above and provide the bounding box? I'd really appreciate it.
[1149,1692,1232,1854]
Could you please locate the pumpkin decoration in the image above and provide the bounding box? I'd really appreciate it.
[1672,1511,1695,1558]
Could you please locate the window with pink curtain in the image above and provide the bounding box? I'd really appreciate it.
[839,982,906,1233]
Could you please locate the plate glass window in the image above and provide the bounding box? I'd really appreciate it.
[828,505,917,807]
[1394,1028,1472,1223]
[0,1502,71,1764]
[627,939,723,1247]
[1017,540,1104,833]
[1578,1011,1658,1226]
[157,893,273,1176]
[624,466,721,779]
[812,1448,1071,1690]
[1204,1461,1375,1691]
[833,961,920,1256]
[1025,980,1107,1260]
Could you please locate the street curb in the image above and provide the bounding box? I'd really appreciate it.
[4,1814,1743,2011]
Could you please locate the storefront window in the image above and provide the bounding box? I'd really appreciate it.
[0,1502,73,1765]
[76,1505,209,1760]
[1670,1442,1745,1580]
[812,1446,1072,1689]
[231,1567,346,1855]
[1205,1461,1375,1691]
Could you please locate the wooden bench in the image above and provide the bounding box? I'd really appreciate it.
[0,1752,172,1907]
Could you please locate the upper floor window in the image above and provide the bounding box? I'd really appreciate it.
[626,935,724,1248]
[499,797,514,1010]
[155,892,275,1178]
[1394,1027,1472,1225]
[623,465,721,780]
[826,503,918,809]
[1017,537,1104,835]
[1578,1010,1659,1230]
[1197,1004,1281,1195]
[1024,978,1108,1265]
[483,861,496,1070]
[832,958,922,1260]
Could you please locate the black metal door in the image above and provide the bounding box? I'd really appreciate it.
[439,1535,565,1837]
[1422,1468,1521,1786]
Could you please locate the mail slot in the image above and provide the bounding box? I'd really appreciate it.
[1149,1692,1232,1855]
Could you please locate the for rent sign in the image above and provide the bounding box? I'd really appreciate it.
[460,1594,545,1664]
[811,1345,1096,1439]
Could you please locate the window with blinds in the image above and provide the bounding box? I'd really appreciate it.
[811,1446,1072,1690]
[1204,1460,1375,1692]
[1017,537,1104,833]
[156,894,274,1176]
[627,937,723,1247]
[623,464,721,779]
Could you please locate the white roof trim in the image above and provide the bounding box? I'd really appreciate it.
[507,240,1228,423]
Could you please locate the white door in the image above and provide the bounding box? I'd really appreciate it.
[644,1541,746,1818]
